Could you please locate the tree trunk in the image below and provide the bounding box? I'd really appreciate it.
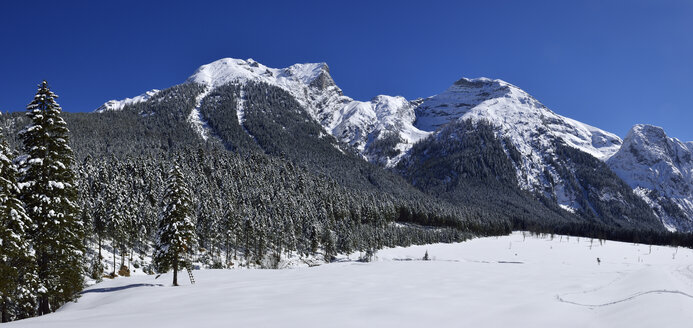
[225,236,230,267]
[38,296,50,316]
[172,257,178,286]
[120,246,125,268]
[2,298,8,323]
[112,248,116,276]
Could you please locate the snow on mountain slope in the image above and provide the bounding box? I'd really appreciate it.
[94,58,426,165]
[8,233,693,328]
[327,95,430,166]
[95,89,160,112]
[607,125,693,231]
[95,58,348,122]
[415,77,622,160]
[188,58,330,95]
[187,58,429,165]
[186,58,348,121]
[186,86,213,141]
[414,77,623,207]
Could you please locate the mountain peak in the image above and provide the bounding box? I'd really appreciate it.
[620,124,691,165]
[608,124,693,231]
[186,57,330,89]
[627,124,667,142]
[453,76,510,87]
[415,75,622,197]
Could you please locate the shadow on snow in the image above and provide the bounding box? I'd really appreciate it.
[81,283,164,294]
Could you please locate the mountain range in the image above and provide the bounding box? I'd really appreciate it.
[9,57,692,235]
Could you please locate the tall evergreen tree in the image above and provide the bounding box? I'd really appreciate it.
[18,81,84,315]
[154,165,197,286]
[0,127,38,322]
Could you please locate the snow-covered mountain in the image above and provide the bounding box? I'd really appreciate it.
[607,125,693,231]
[93,57,690,231]
[414,77,623,211]
[415,78,621,160]
[98,58,428,165]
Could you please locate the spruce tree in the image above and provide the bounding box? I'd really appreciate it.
[18,81,84,314]
[0,128,38,322]
[154,165,197,286]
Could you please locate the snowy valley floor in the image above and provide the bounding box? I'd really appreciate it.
[8,232,693,328]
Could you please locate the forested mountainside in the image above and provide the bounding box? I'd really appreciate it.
[397,119,666,239]
[85,58,689,232]
[1,82,510,253]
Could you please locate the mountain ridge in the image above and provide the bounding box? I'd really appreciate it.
[91,57,692,232]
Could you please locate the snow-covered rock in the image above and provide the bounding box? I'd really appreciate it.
[186,58,348,121]
[185,58,427,165]
[415,77,621,160]
[414,77,622,209]
[188,58,431,165]
[607,124,693,231]
[327,95,430,166]
[95,89,160,112]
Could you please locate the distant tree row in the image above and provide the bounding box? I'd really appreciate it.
[77,146,506,276]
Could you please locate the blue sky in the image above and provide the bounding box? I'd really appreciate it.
[1,0,692,141]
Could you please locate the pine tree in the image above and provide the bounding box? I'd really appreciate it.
[18,81,84,315]
[0,127,38,322]
[154,165,197,286]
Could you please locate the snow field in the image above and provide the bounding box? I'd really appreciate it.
[8,232,693,328]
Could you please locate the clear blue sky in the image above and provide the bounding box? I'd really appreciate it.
[1,0,692,141]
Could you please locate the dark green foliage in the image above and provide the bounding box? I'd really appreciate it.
[0,128,38,322]
[17,81,84,315]
[61,83,207,158]
[77,149,493,270]
[549,141,662,231]
[366,131,403,165]
[220,82,446,200]
[399,119,671,242]
[197,84,260,152]
[399,120,518,189]
[398,120,578,229]
[154,165,197,286]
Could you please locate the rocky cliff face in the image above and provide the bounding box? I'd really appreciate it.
[608,125,693,231]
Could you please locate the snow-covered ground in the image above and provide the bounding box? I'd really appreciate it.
[8,232,693,327]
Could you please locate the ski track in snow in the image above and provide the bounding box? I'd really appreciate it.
[557,290,693,308]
